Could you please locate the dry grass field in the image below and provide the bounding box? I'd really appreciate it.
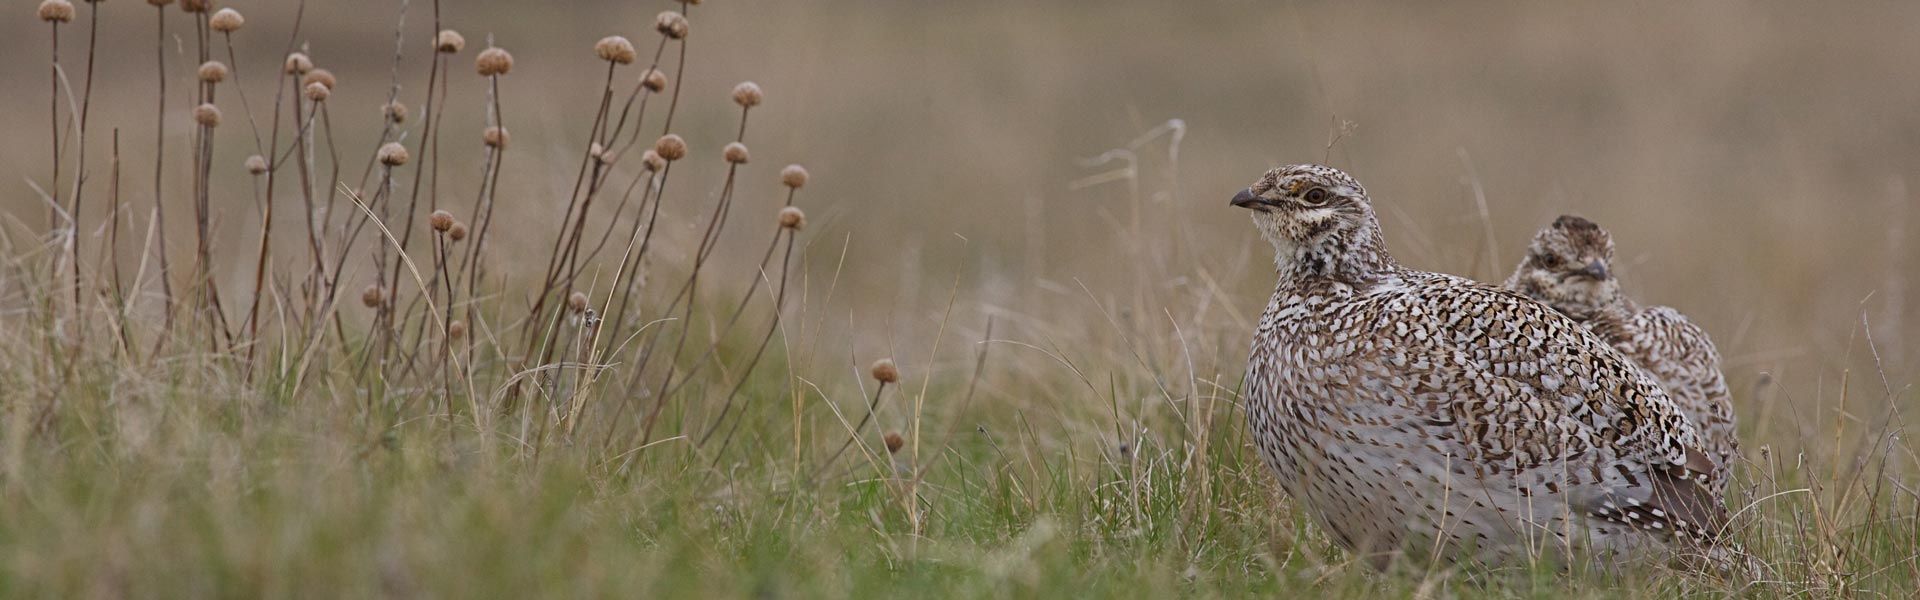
[0,0,1914,597]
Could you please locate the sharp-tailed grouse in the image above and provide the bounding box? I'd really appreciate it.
[1504,215,1737,497]
[1233,164,1725,567]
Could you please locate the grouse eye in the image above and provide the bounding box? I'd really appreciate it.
[1301,187,1329,205]
[1537,254,1562,268]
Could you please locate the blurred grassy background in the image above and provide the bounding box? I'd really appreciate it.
[0,1,1916,593]
[3,0,1912,369]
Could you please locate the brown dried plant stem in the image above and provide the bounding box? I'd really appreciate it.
[597,44,675,335]
[243,5,306,378]
[65,0,102,359]
[220,35,269,154]
[425,2,446,217]
[659,3,691,134]
[668,186,796,398]
[663,159,797,431]
[584,168,668,447]
[40,9,63,384]
[363,161,403,378]
[702,223,802,456]
[188,10,232,353]
[325,4,411,373]
[317,102,370,357]
[813,382,890,482]
[517,59,622,375]
[603,169,664,341]
[385,0,447,358]
[557,79,681,311]
[632,109,750,446]
[516,30,674,394]
[457,69,507,364]
[288,68,329,334]
[553,27,686,428]
[398,212,458,387]
[108,131,132,355]
[567,155,671,280]
[328,115,396,382]
[47,17,63,234]
[149,3,176,352]
[433,232,455,427]
[602,36,671,155]
[394,25,469,375]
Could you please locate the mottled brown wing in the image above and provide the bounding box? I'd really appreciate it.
[1389,274,1728,541]
[1623,305,1737,495]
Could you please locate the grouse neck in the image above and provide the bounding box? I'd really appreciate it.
[1582,289,1640,341]
[1272,217,1399,291]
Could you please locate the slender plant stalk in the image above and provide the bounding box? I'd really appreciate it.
[633,105,752,445]
[48,19,62,233]
[243,3,307,379]
[151,4,175,352]
[65,0,103,358]
[812,382,889,482]
[704,228,802,457]
[516,61,621,374]
[385,0,445,354]
[108,131,132,356]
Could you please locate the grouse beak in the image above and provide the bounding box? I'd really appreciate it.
[1230,188,1264,210]
[1580,261,1609,280]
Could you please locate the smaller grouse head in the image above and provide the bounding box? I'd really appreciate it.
[1506,215,1619,320]
[1231,164,1392,280]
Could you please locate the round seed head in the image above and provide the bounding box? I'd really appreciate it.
[883,431,905,454]
[641,68,668,93]
[595,35,636,64]
[243,154,268,175]
[447,320,466,340]
[197,60,229,83]
[654,11,689,39]
[193,103,222,127]
[303,81,330,102]
[777,206,806,231]
[447,222,467,242]
[723,142,750,164]
[567,291,589,312]
[475,47,514,76]
[730,81,763,108]
[284,52,313,75]
[654,134,687,161]
[208,8,243,32]
[301,68,335,90]
[361,285,385,308]
[384,101,408,123]
[589,142,609,164]
[780,164,809,189]
[377,142,410,167]
[179,0,211,13]
[435,29,465,53]
[38,0,74,23]
[429,210,454,232]
[483,126,509,149]
[640,150,665,172]
[870,358,899,383]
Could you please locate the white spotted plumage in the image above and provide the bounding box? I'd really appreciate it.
[1234,165,1727,568]
[1504,215,1738,496]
